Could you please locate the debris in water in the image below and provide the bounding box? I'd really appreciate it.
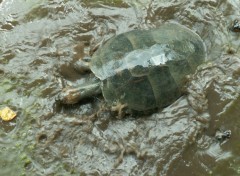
[0,107,17,121]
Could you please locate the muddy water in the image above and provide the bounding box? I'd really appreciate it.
[0,0,240,175]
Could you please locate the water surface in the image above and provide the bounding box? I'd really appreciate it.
[0,0,240,175]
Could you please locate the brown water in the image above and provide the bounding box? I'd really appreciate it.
[0,0,240,175]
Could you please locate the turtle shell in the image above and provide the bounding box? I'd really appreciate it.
[90,23,206,111]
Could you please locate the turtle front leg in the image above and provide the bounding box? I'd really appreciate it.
[58,77,101,104]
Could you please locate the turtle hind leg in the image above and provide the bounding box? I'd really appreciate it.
[111,101,128,118]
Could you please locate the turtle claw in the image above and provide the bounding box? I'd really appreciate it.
[111,102,128,118]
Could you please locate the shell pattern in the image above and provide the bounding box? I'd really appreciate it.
[90,23,206,111]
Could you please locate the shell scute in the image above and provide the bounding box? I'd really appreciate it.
[91,23,206,111]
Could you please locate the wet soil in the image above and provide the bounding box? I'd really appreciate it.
[0,0,240,175]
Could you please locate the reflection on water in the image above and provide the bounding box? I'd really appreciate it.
[0,0,240,175]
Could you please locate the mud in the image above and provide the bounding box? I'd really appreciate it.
[0,0,240,175]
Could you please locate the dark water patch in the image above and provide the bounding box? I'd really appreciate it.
[82,0,129,8]
[0,119,17,133]
[168,56,240,175]
[0,69,4,76]
[58,63,84,81]
[1,51,16,64]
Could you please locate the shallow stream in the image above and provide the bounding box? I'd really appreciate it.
[0,0,240,175]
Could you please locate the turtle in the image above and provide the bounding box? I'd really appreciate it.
[59,22,206,114]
